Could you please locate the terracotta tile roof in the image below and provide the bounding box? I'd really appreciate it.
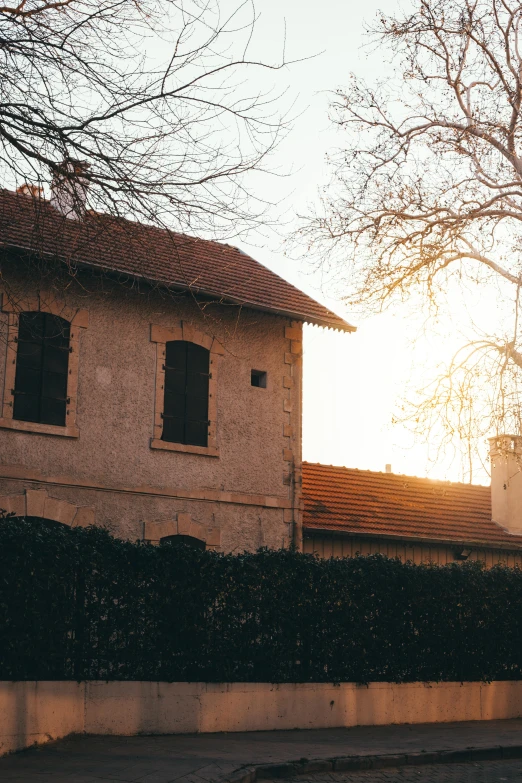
[0,189,354,332]
[302,462,522,550]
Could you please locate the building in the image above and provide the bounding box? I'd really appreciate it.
[0,187,354,552]
[2,186,522,563]
[302,452,522,566]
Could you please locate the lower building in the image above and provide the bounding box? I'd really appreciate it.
[303,438,522,566]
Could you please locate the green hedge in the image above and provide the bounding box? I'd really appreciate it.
[1,516,522,682]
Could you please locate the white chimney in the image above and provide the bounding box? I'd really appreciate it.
[50,160,90,219]
[385,464,392,474]
[489,435,522,534]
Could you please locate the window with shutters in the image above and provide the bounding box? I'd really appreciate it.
[162,340,209,447]
[0,298,88,438]
[150,323,222,457]
[13,312,70,427]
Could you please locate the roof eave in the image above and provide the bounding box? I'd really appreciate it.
[2,242,357,333]
[213,299,356,333]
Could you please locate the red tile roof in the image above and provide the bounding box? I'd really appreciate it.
[302,462,522,550]
[0,190,354,332]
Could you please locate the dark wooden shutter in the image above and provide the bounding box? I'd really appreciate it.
[162,340,209,447]
[13,312,70,426]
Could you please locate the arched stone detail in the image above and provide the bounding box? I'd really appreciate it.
[144,512,221,549]
[1,291,89,327]
[150,321,224,355]
[0,489,95,527]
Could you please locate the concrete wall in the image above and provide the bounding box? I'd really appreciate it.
[0,264,304,552]
[2,680,522,755]
[304,533,522,567]
[0,681,84,756]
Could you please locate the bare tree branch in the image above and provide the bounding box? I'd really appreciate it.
[0,0,293,237]
[298,0,522,476]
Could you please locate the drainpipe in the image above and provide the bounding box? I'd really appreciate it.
[292,342,303,551]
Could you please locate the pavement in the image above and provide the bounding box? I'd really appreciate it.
[294,760,522,780]
[1,720,522,782]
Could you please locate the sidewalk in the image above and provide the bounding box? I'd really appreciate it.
[1,720,522,782]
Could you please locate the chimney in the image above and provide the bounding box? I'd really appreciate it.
[16,183,44,199]
[385,464,392,474]
[50,159,90,219]
[489,435,522,534]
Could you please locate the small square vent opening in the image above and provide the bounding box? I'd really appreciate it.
[251,370,267,388]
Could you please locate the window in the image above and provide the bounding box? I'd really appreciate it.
[150,323,221,456]
[160,534,206,551]
[251,369,267,388]
[162,340,210,447]
[0,298,88,438]
[13,312,70,427]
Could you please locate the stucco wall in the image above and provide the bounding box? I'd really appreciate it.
[0,681,84,756]
[0,265,303,551]
[304,533,522,567]
[2,680,522,755]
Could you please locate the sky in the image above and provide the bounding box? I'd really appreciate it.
[221,0,489,484]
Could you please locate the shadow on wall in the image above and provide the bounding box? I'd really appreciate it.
[85,682,201,735]
[0,682,83,755]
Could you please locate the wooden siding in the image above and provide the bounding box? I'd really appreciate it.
[303,533,522,567]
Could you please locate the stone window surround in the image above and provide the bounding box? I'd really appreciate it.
[150,322,224,457]
[144,513,221,549]
[0,294,89,438]
[0,488,95,527]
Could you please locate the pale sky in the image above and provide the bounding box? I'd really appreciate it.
[226,0,489,483]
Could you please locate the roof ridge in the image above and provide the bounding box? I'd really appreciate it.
[3,189,272,252]
[302,461,489,490]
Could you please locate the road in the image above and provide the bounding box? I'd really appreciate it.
[294,762,522,781]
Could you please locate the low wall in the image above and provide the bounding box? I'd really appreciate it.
[0,681,84,756]
[2,680,522,755]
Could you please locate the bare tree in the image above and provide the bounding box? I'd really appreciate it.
[0,0,290,235]
[299,0,522,479]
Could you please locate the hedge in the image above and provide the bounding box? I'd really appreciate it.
[1,516,522,682]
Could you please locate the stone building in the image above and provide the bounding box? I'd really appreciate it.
[0,187,354,552]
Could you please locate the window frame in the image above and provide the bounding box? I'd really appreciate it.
[150,322,223,457]
[0,295,89,438]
